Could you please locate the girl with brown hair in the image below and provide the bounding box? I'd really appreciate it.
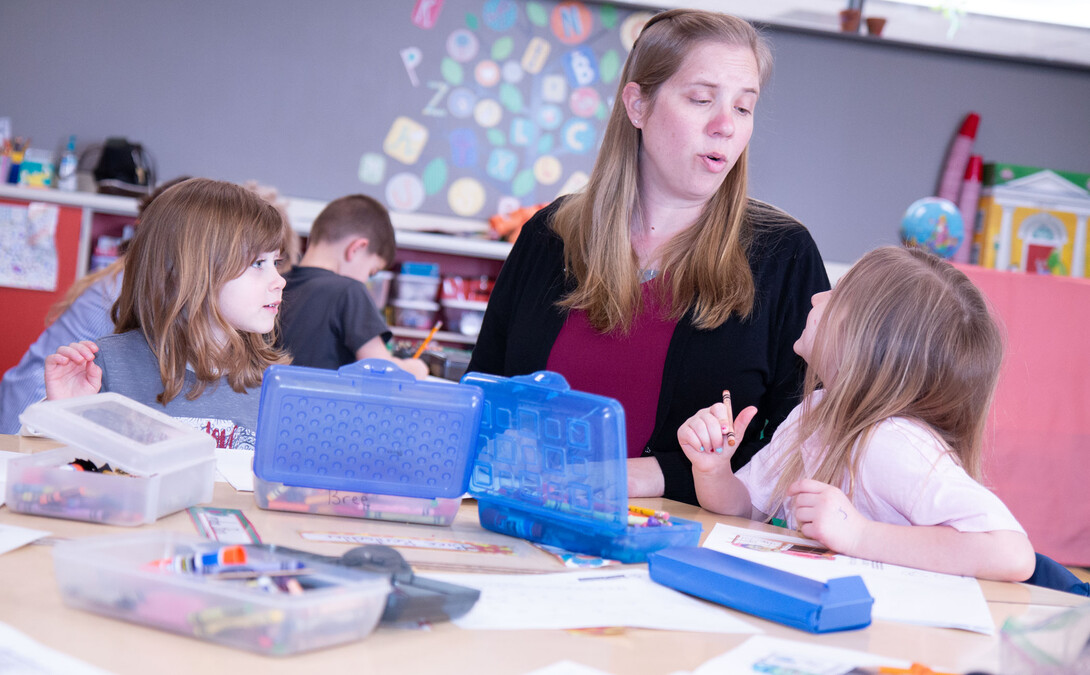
[43,178,291,449]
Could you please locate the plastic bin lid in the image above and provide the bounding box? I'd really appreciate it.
[390,298,440,310]
[461,371,631,534]
[19,393,216,476]
[441,298,488,310]
[253,359,483,498]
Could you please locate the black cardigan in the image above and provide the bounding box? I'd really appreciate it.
[468,198,831,504]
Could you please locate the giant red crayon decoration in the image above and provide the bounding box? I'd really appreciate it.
[937,112,980,204]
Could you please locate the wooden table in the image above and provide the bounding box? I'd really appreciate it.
[1,435,1085,674]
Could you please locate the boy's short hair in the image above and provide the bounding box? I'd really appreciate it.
[309,194,396,263]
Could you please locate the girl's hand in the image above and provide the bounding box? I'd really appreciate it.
[787,479,867,555]
[677,403,758,474]
[44,341,102,400]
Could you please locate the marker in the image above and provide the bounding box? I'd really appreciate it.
[721,390,737,447]
[151,545,248,573]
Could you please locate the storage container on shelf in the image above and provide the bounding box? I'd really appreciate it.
[441,298,488,336]
[390,298,440,329]
[394,274,441,302]
[8,393,216,525]
[440,275,494,301]
[364,270,393,308]
[252,359,484,526]
[53,532,389,655]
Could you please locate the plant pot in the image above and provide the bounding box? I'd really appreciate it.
[866,17,887,37]
[839,9,862,33]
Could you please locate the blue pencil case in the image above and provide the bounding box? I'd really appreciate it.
[461,370,702,563]
[647,546,873,633]
[254,360,483,505]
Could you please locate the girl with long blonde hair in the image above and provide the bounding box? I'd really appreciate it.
[678,246,1035,581]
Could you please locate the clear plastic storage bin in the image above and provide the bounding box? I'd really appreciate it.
[253,360,483,525]
[364,269,393,308]
[462,371,702,563]
[253,476,462,526]
[53,532,389,655]
[8,393,216,525]
[442,298,488,336]
[391,298,440,329]
[395,273,441,302]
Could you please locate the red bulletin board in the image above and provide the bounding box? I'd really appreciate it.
[0,198,83,376]
[959,264,1090,565]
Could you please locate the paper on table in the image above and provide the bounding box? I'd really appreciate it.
[0,622,116,675]
[522,661,617,675]
[0,523,50,555]
[702,523,994,634]
[0,449,22,506]
[424,568,760,633]
[215,448,254,491]
[686,634,913,675]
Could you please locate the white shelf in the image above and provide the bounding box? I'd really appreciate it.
[393,230,511,260]
[284,195,511,260]
[390,326,476,346]
[0,186,513,265]
[0,184,138,215]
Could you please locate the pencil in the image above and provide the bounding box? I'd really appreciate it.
[412,320,443,359]
[721,389,737,447]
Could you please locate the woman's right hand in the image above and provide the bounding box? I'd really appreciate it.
[44,340,102,400]
[677,402,758,474]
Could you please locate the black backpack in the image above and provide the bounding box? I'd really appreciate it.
[92,137,155,197]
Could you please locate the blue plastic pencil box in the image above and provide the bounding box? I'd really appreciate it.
[647,546,873,633]
[461,370,702,563]
[254,360,483,499]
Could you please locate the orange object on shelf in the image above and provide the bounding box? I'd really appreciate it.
[488,202,548,244]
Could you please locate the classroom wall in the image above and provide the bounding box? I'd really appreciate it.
[2,0,1088,265]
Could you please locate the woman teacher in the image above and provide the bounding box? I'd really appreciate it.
[468,9,830,504]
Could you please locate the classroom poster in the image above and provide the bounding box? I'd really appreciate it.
[0,202,60,291]
[361,0,653,221]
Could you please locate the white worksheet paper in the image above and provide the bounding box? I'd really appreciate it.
[0,622,115,675]
[702,523,994,634]
[686,634,913,675]
[215,448,254,492]
[426,568,760,633]
[522,662,617,675]
[0,523,50,555]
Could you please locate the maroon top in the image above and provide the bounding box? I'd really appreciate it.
[546,278,677,458]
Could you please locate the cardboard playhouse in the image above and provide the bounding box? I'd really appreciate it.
[973,163,1090,277]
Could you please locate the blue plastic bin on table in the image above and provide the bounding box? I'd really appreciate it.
[461,371,702,563]
[253,360,483,525]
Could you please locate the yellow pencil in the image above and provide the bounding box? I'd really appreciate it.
[721,389,737,447]
[412,320,443,359]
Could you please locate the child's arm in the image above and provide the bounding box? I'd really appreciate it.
[355,337,429,379]
[677,402,759,517]
[44,340,102,399]
[787,479,1036,582]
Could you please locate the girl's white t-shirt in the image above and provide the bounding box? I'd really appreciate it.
[736,390,1025,534]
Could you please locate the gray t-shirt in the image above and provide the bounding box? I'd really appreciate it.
[96,331,260,450]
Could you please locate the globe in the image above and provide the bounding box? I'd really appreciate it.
[900,197,964,259]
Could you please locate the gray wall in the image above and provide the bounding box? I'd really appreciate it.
[2,0,1088,264]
